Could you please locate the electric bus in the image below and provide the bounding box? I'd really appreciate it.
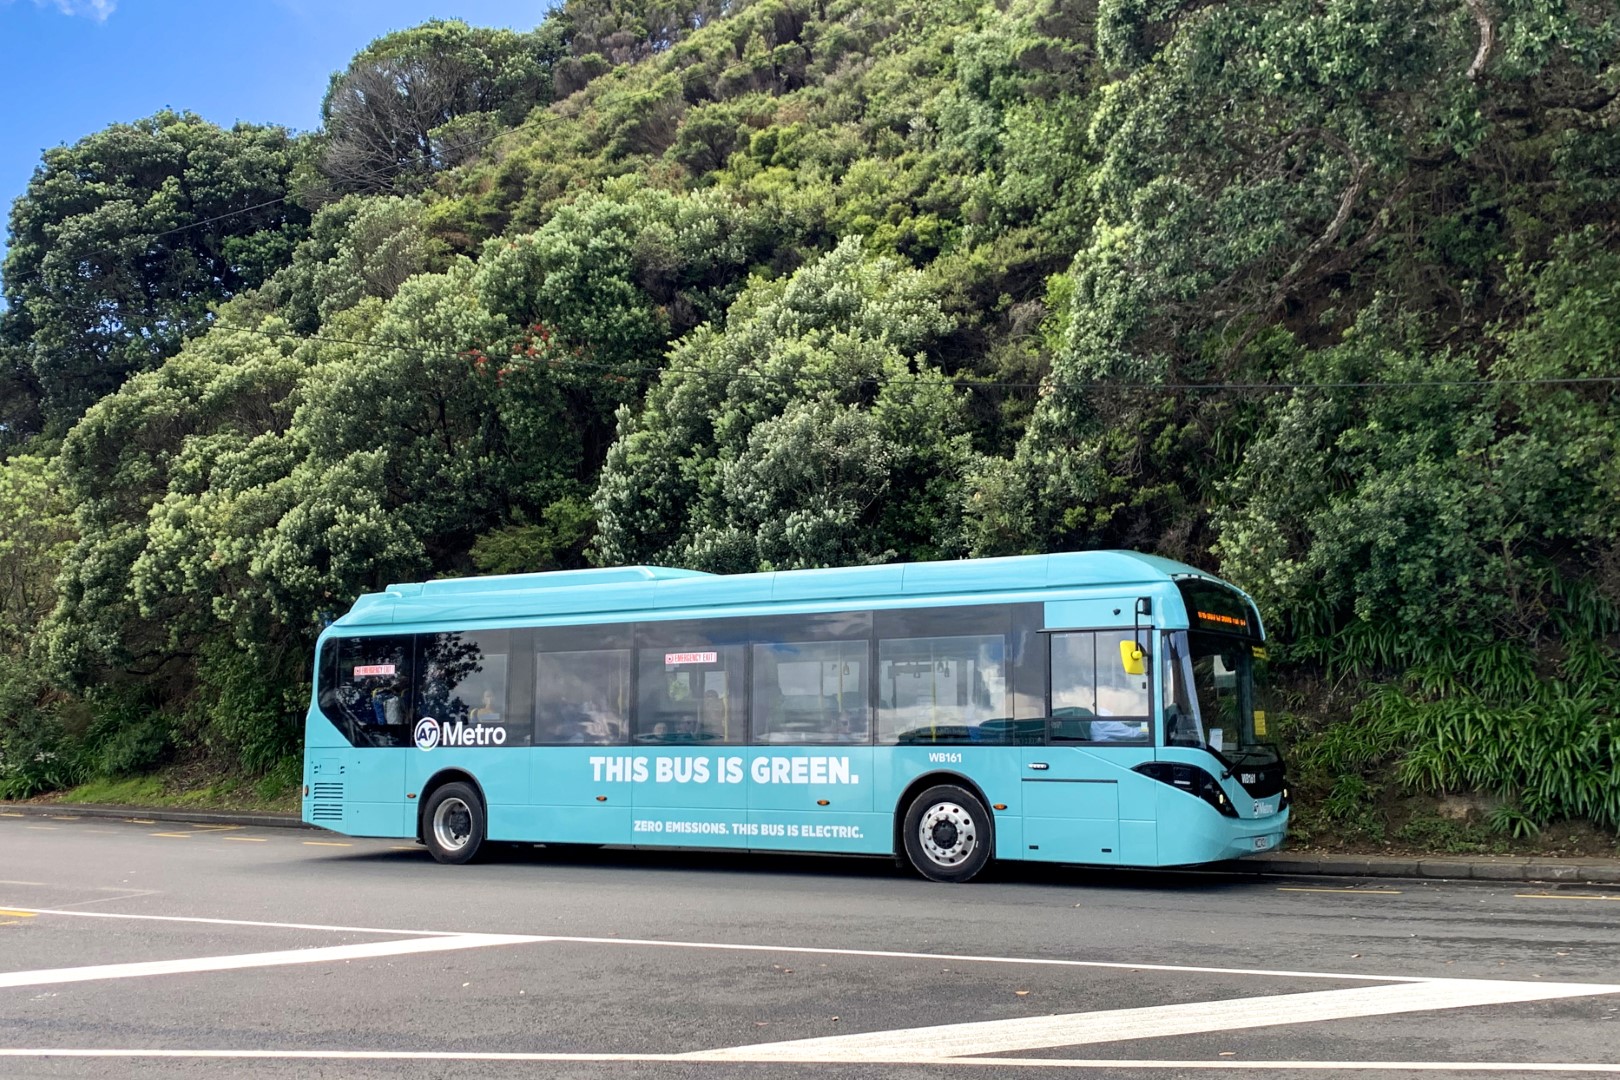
[302,551,1287,881]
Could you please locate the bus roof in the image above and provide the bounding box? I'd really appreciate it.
[331,551,1243,630]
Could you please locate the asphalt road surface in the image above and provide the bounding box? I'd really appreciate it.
[2,813,1618,1079]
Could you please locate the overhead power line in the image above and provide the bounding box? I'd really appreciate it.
[2,196,295,294]
[1,114,541,295]
[207,319,1620,396]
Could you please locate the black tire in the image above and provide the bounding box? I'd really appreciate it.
[901,784,993,883]
[422,782,485,864]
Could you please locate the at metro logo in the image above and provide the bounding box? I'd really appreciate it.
[438,720,508,747]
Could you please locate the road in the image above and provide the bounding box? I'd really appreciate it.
[1,812,1618,1078]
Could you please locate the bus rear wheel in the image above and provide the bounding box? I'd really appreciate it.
[902,784,992,883]
[423,782,485,864]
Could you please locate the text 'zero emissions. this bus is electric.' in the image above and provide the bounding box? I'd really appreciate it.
[302,551,1288,882]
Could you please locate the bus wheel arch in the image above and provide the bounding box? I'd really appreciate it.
[893,772,995,883]
[418,770,487,864]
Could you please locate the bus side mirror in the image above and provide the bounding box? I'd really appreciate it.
[1120,640,1146,676]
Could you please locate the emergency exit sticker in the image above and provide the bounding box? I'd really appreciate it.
[354,664,397,677]
[665,652,717,665]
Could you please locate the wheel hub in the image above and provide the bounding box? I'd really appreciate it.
[433,798,472,851]
[918,801,977,866]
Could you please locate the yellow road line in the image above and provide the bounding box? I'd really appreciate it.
[302,841,351,847]
[23,826,56,830]
[0,910,39,918]
[1278,887,1402,895]
[150,832,193,838]
[1,812,25,817]
[391,845,420,851]
[189,824,242,832]
[1515,892,1615,902]
[222,836,267,843]
[126,819,155,825]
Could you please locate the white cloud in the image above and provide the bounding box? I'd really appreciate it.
[43,0,117,20]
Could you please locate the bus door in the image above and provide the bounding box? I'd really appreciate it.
[1024,627,1157,865]
[530,628,635,844]
[628,637,748,845]
[746,633,875,853]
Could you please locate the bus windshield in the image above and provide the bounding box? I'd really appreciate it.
[1163,630,1278,766]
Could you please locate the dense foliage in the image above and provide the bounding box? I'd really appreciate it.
[1,1,1616,840]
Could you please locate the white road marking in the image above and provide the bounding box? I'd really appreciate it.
[939,1059,1620,1072]
[1518,894,1616,902]
[0,1050,1617,1072]
[0,933,547,989]
[686,978,1620,1063]
[54,890,160,909]
[0,906,1425,981]
[0,906,467,937]
[541,934,1430,984]
[1,904,1615,1076]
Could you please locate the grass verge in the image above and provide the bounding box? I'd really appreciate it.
[47,757,300,813]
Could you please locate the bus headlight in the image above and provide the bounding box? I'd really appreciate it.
[1133,762,1240,818]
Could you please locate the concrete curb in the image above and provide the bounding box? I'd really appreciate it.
[1224,852,1620,886]
[6,802,1618,883]
[0,801,309,831]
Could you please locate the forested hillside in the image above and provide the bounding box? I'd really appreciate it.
[2,0,1616,845]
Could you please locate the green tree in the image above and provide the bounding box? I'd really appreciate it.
[973,0,1619,558]
[594,237,970,571]
[0,111,308,430]
[318,20,564,195]
[0,454,75,651]
[265,195,444,333]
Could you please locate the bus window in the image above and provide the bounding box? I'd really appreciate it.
[318,635,415,747]
[877,634,1008,745]
[1049,631,1150,744]
[535,648,631,744]
[752,638,870,744]
[1009,605,1048,725]
[419,631,524,745]
[635,620,747,744]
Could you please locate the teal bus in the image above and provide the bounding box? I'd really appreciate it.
[302,551,1287,882]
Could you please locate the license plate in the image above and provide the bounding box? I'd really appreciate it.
[1253,836,1272,851]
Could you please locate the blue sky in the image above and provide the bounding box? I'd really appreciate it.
[0,0,554,271]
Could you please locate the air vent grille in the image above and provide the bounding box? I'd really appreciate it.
[311,781,343,821]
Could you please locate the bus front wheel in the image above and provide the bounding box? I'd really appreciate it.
[902,784,992,883]
[423,782,485,864]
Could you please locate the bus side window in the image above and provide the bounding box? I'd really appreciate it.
[317,635,416,748]
[1049,632,1097,742]
[420,631,521,745]
[633,620,747,745]
[751,639,870,745]
[535,648,632,745]
[1049,631,1150,745]
[876,633,1009,745]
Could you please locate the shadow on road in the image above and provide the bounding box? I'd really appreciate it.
[321,839,1265,894]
